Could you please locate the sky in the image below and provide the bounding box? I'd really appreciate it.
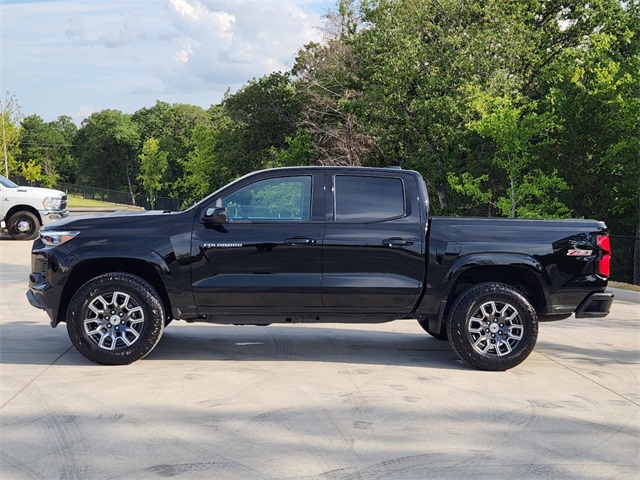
[0,0,328,124]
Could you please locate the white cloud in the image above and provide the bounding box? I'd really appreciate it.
[72,105,97,124]
[161,0,322,89]
[1,0,325,122]
[169,0,200,21]
[174,42,195,64]
[65,16,85,44]
[100,13,145,48]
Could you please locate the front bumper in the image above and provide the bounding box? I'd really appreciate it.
[27,276,59,326]
[39,208,69,226]
[575,291,615,318]
[28,246,63,327]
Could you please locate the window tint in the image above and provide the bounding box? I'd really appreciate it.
[335,176,404,222]
[220,176,312,221]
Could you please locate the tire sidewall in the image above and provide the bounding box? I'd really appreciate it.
[66,273,165,365]
[8,211,40,240]
[447,283,538,371]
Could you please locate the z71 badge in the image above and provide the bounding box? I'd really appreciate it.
[567,249,593,256]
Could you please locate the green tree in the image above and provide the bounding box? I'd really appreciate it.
[1,93,23,178]
[266,129,314,168]
[179,125,218,207]
[20,159,42,185]
[292,1,374,166]
[542,6,640,234]
[174,105,238,206]
[75,110,140,200]
[218,72,303,177]
[18,115,77,187]
[132,101,209,195]
[137,137,168,209]
[464,90,570,218]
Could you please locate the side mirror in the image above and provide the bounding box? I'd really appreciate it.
[203,206,228,225]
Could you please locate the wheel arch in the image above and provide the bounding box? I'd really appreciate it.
[430,255,551,335]
[57,258,172,326]
[449,264,548,313]
[6,205,43,224]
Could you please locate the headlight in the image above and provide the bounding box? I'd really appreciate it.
[40,231,80,246]
[43,196,63,210]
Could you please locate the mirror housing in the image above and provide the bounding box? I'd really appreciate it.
[203,206,228,225]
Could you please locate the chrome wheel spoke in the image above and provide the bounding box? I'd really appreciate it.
[85,323,106,336]
[473,335,491,354]
[121,327,140,346]
[88,295,108,316]
[127,306,143,319]
[480,302,496,318]
[495,336,512,356]
[468,321,484,334]
[114,292,131,309]
[505,309,519,322]
[506,326,523,341]
[98,331,116,350]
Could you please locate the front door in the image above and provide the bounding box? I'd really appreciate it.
[191,172,325,312]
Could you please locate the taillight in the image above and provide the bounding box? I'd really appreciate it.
[596,234,611,277]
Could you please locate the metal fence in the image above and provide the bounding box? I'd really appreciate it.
[58,183,184,211]
[610,234,640,285]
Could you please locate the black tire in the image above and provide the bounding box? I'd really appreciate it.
[66,273,165,365]
[416,319,448,341]
[8,210,40,240]
[446,282,538,371]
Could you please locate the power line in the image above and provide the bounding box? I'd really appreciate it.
[19,142,77,147]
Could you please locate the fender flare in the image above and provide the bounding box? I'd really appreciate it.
[430,252,552,333]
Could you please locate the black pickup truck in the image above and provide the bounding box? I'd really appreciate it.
[27,167,613,370]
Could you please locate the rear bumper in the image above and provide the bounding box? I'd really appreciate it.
[575,291,614,318]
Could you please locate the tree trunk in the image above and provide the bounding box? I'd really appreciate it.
[126,171,136,206]
[510,177,516,218]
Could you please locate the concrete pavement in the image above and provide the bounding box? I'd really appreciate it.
[1,238,638,479]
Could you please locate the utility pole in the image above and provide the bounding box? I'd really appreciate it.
[1,98,8,177]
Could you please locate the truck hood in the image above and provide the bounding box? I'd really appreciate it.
[40,209,184,231]
[10,186,66,197]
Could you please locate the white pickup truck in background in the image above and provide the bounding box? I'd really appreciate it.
[0,174,68,240]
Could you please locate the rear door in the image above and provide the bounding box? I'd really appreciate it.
[321,172,425,311]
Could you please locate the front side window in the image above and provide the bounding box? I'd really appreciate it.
[219,176,312,221]
[335,175,405,222]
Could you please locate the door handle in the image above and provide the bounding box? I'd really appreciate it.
[382,237,414,247]
[285,237,317,246]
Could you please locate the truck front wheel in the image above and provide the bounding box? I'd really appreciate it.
[8,210,40,240]
[66,273,165,365]
[446,283,538,371]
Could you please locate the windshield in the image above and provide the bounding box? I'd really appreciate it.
[0,175,19,188]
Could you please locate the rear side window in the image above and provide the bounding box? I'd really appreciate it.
[334,175,405,222]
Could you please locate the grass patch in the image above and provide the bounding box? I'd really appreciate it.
[67,194,142,209]
[609,281,640,292]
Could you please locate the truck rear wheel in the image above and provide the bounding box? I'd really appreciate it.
[446,282,538,371]
[66,273,165,365]
[8,210,40,240]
